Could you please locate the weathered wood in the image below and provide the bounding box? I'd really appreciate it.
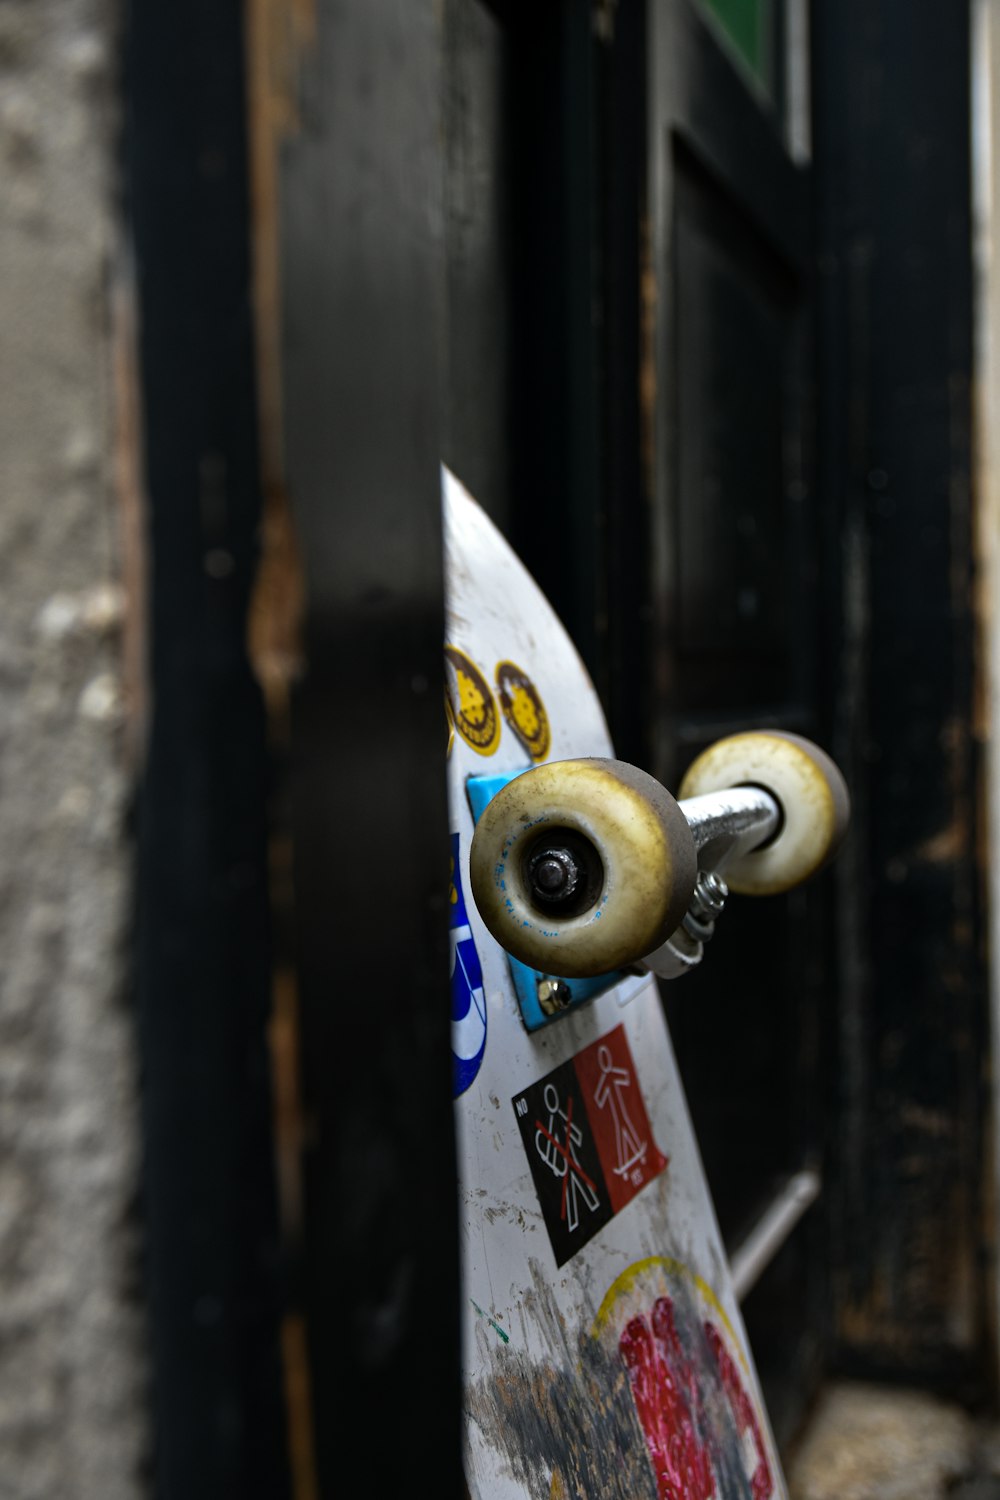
[814,0,984,1389]
[127,0,291,1491]
[278,1,462,1491]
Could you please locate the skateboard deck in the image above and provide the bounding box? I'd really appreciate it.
[444,467,787,1500]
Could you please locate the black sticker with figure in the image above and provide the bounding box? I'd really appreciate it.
[513,1058,614,1267]
[513,1026,668,1268]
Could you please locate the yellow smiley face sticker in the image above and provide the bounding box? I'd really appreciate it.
[495,660,551,761]
[444,646,500,756]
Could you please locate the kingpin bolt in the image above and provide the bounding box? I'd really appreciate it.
[689,870,729,923]
[682,871,729,945]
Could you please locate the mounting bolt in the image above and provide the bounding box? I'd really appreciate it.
[537,978,573,1015]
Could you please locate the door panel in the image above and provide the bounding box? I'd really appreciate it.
[438,0,833,1449]
[445,0,831,1440]
[673,148,797,708]
[279,3,462,1491]
[639,0,829,1441]
[697,0,778,99]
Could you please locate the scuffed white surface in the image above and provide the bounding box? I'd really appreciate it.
[444,468,784,1499]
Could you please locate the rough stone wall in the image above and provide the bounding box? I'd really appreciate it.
[0,2,148,1496]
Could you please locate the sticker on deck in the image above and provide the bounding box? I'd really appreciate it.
[512,1024,667,1267]
[450,832,487,1098]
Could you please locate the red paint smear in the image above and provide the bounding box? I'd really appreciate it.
[619,1296,774,1500]
[651,1300,714,1498]
[705,1322,773,1500]
[620,1314,711,1500]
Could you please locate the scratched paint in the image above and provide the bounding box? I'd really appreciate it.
[466,1262,656,1499]
[467,1258,779,1500]
[471,1299,511,1345]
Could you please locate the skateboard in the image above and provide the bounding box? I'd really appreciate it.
[444,467,848,1500]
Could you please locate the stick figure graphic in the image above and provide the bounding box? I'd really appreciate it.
[534,1082,600,1233]
[593,1043,648,1178]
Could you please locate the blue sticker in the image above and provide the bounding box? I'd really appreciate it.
[451,831,487,1097]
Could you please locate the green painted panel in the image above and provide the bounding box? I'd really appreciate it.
[699,0,772,93]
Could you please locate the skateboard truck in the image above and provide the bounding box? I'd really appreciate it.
[468,732,848,1004]
[642,784,782,980]
[465,768,650,1029]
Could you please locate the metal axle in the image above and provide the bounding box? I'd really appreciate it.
[643,785,781,981]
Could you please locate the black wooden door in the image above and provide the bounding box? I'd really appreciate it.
[280,4,461,1494]
[129,2,983,1492]
[283,0,984,1473]
[813,0,983,1398]
[608,0,833,1444]
[440,0,833,1445]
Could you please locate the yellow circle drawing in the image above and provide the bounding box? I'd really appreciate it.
[444,645,500,756]
[590,1255,776,1498]
[495,659,551,761]
[591,1255,745,1373]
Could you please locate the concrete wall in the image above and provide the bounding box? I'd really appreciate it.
[0,1,148,1494]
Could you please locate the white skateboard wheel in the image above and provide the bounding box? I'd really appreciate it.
[469,758,698,978]
[678,731,849,896]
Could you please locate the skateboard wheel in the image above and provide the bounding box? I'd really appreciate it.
[678,731,849,896]
[469,758,698,978]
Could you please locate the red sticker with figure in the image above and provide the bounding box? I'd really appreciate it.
[513,1024,667,1266]
[576,1024,668,1214]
